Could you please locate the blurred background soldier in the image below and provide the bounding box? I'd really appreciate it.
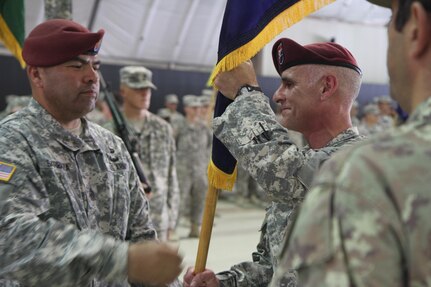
[106,66,180,241]
[358,104,383,136]
[175,95,212,238]
[350,100,360,127]
[0,94,31,120]
[199,89,214,127]
[374,95,399,127]
[157,93,185,136]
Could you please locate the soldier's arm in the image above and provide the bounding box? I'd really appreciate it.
[213,91,306,202]
[216,217,273,287]
[0,133,128,285]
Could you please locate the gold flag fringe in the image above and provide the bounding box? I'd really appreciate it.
[0,16,25,68]
[208,159,238,191]
[208,0,335,85]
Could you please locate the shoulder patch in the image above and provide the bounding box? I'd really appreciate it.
[0,162,16,182]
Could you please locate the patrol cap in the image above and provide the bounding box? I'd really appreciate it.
[363,104,380,115]
[272,38,361,75]
[366,0,391,8]
[165,94,179,104]
[22,19,105,67]
[158,108,171,119]
[374,95,392,104]
[183,95,201,107]
[199,95,211,106]
[5,95,31,114]
[120,66,157,90]
[201,89,213,97]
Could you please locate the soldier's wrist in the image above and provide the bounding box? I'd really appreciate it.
[235,84,262,99]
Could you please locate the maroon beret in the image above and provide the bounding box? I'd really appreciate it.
[22,19,105,67]
[272,38,361,75]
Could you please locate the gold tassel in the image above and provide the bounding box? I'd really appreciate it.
[207,159,238,191]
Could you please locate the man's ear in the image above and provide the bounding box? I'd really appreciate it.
[409,2,431,59]
[320,74,337,101]
[27,66,44,88]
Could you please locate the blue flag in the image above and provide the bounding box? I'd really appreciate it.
[207,0,335,190]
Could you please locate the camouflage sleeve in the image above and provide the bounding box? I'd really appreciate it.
[216,217,273,287]
[271,148,405,287]
[166,125,180,229]
[0,132,128,286]
[213,91,305,202]
[0,178,128,286]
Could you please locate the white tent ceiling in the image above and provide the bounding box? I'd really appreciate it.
[7,0,391,71]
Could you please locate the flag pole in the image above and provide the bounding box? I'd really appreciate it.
[194,185,220,272]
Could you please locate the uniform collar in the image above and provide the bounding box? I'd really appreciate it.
[28,99,100,152]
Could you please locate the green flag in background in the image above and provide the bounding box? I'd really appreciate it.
[0,0,25,68]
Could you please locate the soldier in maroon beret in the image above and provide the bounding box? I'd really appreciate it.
[271,0,431,286]
[0,19,183,286]
[184,38,364,287]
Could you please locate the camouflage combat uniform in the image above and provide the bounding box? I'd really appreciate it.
[175,119,212,226]
[0,100,156,287]
[270,97,431,287]
[106,113,180,241]
[212,90,363,287]
[157,108,185,137]
[44,0,72,20]
[0,95,31,120]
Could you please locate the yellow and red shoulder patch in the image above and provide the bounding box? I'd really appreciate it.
[0,161,16,182]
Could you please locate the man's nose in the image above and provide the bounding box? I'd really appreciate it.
[272,86,284,104]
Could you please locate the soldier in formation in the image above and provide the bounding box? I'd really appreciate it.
[105,66,180,242]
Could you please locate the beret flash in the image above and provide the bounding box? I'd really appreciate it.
[272,38,361,75]
[22,19,105,67]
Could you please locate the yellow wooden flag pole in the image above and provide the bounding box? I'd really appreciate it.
[194,185,220,273]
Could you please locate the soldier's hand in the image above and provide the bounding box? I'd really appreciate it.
[214,60,259,100]
[183,267,220,287]
[127,241,183,285]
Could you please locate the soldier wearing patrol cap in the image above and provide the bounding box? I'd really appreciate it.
[157,93,185,136]
[198,89,214,127]
[175,95,212,238]
[374,95,398,128]
[184,37,364,287]
[0,19,182,287]
[105,65,180,243]
[0,95,31,120]
[358,103,383,136]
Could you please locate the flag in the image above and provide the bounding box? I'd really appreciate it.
[207,0,335,190]
[0,0,25,68]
